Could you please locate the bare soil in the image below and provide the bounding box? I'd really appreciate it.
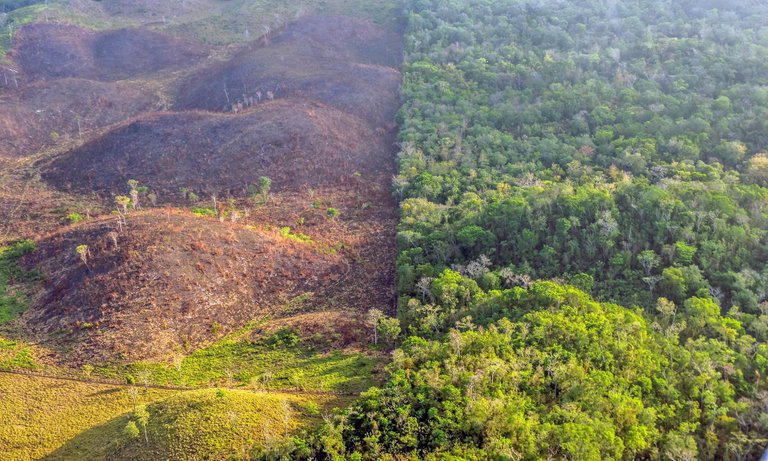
[174,15,402,126]
[19,209,345,362]
[7,23,205,83]
[3,14,401,366]
[0,78,158,157]
[40,99,392,199]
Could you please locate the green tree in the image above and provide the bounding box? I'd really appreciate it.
[134,405,149,445]
[123,420,140,440]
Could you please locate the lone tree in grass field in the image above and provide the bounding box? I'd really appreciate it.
[134,405,149,445]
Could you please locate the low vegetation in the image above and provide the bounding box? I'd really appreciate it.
[0,239,36,324]
[0,373,173,461]
[93,325,380,393]
[0,372,348,461]
[104,389,348,461]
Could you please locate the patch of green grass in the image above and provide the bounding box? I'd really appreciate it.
[0,240,37,325]
[93,326,378,393]
[0,339,37,369]
[0,373,174,461]
[0,241,44,371]
[0,2,48,61]
[279,226,313,243]
[97,389,347,461]
[190,206,216,217]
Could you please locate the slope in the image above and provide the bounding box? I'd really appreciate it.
[19,209,344,362]
[41,100,389,199]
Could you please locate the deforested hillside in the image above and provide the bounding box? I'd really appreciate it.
[0,78,158,158]
[8,23,204,82]
[21,210,345,362]
[174,15,402,125]
[1,3,403,459]
[0,22,204,158]
[41,100,389,199]
[3,15,402,363]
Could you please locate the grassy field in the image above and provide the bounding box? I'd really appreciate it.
[0,373,347,461]
[0,373,174,461]
[93,324,382,393]
[88,389,347,461]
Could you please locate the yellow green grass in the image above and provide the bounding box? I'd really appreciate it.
[0,373,173,461]
[0,373,348,461]
[98,389,347,461]
[92,324,380,394]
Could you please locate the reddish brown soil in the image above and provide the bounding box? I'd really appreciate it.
[0,169,104,244]
[242,184,398,329]
[41,99,392,198]
[174,15,402,126]
[8,23,205,83]
[0,78,158,157]
[19,209,345,362]
[257,311,369,350]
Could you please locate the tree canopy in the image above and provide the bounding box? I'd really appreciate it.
[257,0,768,458]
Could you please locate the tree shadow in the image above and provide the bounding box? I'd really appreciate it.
[42,412,130,461]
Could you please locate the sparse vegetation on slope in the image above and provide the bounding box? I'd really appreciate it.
[19,209,345,362]
[0,373,174,461]
[93,323,381,393]
[8,23,204,82]
[0,78,159,158]
[175,15,402,126]
[41,100,390,199]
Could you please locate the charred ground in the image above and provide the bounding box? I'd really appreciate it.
[42,100,389,199]
[1,13,401,366]
[8,23,204,82]
[19,210,345,363]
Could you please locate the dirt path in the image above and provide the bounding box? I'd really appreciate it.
[0,368,355,396]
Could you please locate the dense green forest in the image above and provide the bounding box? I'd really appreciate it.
[254,0,768,459]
